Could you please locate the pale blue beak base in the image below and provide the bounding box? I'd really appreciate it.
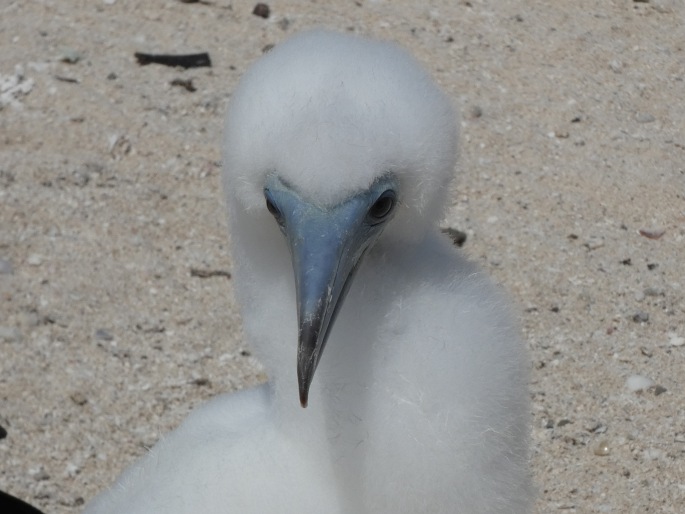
[264,175,397,407]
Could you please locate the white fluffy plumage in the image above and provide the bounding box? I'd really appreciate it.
[83,30,532,514]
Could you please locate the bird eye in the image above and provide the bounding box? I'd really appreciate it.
[264,191,282,221]
[368,190,396,222]
[266,198,279,216]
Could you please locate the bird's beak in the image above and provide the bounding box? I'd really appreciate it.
[265,177,395,407]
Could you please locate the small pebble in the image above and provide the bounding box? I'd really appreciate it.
[584,237,604,250]
[0,258,13,274]
[95,329,114,341]
[18,310,40,328]
[643,287,663,297]
[252,3,270,18]
[609,59,623,73]
[441,227,467,247]
[638,228,665,240]
[0,169,15,187]
[652,385,667,396]
[33,487,52,500]
[468,105,483,119]
[639,346,652,357]
[632,311,649,323]
[668,335,684,347]
[644,448,664,460]
[59,50,82,64]
[635,112,655,123]
[0,326,22,343]
[0,424,7,439]
[27,253,43,266]
[30,466,51,481]
[192,377,212,387]
[170,78,196,92]
[277,17,290,31]
[70,392,88,406]
[594,439,610,456]
[65,462,81,477]
[584,421,605,433]
[626,374,654,392]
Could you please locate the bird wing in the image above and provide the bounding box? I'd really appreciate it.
[83,385,343,514]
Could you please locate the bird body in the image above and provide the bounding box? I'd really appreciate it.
[84,385,344,513]
[84,30,532,514]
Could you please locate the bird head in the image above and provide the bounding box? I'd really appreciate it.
[223,30,458,406]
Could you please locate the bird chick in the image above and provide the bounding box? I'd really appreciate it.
[84,30,533,514]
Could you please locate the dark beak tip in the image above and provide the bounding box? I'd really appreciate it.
[299,388,309,408]
[297,347,317,409]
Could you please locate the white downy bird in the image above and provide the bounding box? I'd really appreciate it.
[84,30,532,514]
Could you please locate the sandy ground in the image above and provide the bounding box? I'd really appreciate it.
[1,0,684,512]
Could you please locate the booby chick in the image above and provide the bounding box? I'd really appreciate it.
[84,30,532,514]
